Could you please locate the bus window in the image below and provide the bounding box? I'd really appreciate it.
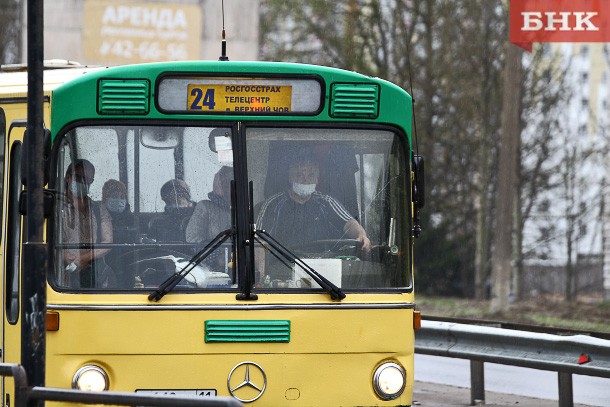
[51,126,235,291]
[6,141,22,323]
[248,127,410,290]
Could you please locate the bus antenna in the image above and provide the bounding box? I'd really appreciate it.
[219,0,229,61]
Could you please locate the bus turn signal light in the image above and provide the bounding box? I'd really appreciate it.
[46,311,59,331]
[413,310,421,329]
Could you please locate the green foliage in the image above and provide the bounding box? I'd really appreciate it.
[414,214,465,296]
[418,294,610,332]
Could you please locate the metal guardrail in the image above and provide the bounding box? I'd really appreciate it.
[423,315,610,341]
[0,363,242,407]
[415,320,610,407]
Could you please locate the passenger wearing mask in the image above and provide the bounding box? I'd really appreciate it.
[149,179,195,242]
[61,159,113,288]
[102,179,134,243]
[160,179,195,214]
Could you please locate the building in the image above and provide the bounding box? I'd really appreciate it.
[21,0,260,65]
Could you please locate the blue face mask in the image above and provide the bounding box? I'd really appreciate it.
[69,181,89,197]
[106,198,127,213]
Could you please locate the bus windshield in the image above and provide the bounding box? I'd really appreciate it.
[51,125,410,292]
[249,127,410,291]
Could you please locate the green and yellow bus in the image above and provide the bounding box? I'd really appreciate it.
[0,60,423,406]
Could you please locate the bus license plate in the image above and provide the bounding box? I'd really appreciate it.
[136,389,217,397]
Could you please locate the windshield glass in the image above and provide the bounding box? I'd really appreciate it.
[248,127,410,290]
[52,125,235,291]
[52,124,410,293]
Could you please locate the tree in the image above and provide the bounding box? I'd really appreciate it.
[490,42,523,312]
[260,0,507,296]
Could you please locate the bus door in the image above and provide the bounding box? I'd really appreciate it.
[2,119,25,406]
[0,109,5,400]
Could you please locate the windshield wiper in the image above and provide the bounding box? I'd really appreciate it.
[148,228,234,302]
[255,229,346,301]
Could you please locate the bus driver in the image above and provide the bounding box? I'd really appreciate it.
[255,151,371,281]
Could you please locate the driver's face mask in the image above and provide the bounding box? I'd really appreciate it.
[292,182,316,197]
[289,162,319,198]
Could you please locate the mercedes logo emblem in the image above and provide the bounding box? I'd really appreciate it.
[227,361,267,403]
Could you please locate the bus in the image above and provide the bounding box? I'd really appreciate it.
[0,60,424,406]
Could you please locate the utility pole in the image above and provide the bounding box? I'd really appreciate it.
[491,42,523,312]
[22,1,46,404]
[344,0,358,71]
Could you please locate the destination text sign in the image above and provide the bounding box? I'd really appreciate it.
[187,84,293,113]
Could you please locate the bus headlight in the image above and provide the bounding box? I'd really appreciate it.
[72,365,109,391]
[373,362,406,400]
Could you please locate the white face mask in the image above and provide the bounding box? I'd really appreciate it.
[292,182,316,197]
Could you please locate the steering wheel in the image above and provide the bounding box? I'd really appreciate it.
[105,247,196,288]
[293,238,363,258]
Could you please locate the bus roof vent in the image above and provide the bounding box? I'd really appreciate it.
[205,320,290,343]
[98,79,150,115]
[330,83,379,118]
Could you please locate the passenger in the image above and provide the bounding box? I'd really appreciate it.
[186,166,233,272]
[149,179,195,242]
[101,179,136,285]
[61,159,114,288]
[186,166,232,243]
[102,179,134,243]
[160,178,195,215]
[255,151,370,280]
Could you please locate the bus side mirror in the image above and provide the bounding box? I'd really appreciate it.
[208,127,232,153]
[412,155,425,210]
[21,128,52,186]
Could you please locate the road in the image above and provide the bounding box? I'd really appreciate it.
[415,354,610,407]
[414,381,579,407]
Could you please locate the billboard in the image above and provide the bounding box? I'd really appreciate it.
[83,0,202,64]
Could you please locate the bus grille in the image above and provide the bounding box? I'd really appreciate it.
[330,83,379,118]
[205,320,291,343]
[98,79,150,114]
